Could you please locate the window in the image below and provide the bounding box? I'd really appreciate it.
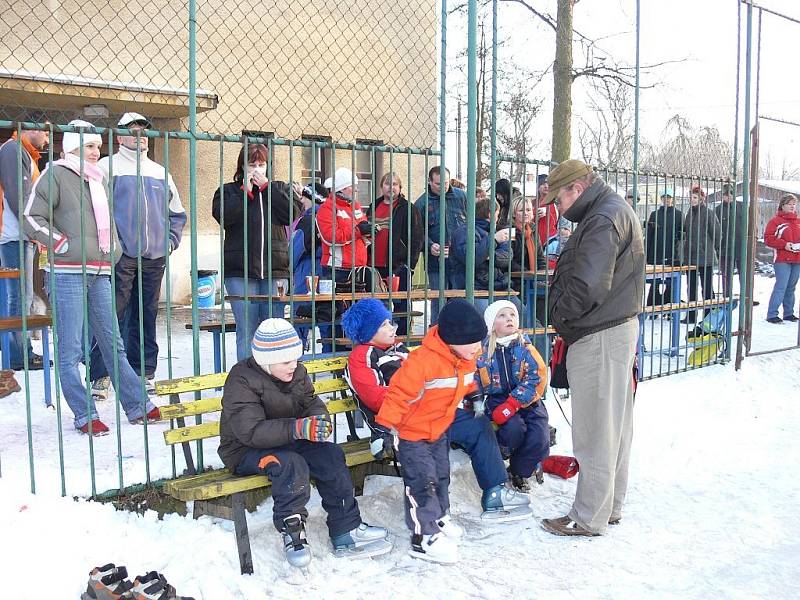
[355,138,383,205]
[301,134,331,187]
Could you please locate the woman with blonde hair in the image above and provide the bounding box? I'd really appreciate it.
[365,171,424,335]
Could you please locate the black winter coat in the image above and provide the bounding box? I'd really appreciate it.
[549,179,645,345]
[683,204,721,267]
[365,194,425,270]
[645,205,683,265]
[715,201,745,261]
[218,359,328,470]
[212,181,300,280]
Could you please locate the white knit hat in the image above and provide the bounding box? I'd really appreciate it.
[251,318,303,367]
[62,119,102,155]
[323,167,359,193]
[483,299,519,332]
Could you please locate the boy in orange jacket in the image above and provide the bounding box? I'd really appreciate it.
[376,299,485,564]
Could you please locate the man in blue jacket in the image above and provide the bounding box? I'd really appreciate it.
[414,166,466,324]
[89,112,186,397]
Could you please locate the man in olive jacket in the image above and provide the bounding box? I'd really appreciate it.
[218,318,388,566]
[540,160,644,537]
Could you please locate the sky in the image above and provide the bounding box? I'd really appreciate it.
[446,0,799,178]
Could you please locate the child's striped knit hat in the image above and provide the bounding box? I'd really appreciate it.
[251,319,303,367]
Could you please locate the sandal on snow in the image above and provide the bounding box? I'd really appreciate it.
[129,571,195,600]
[81,563,134,600]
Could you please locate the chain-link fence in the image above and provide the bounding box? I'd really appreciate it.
[0,0,764,502]
[0,0,438,145]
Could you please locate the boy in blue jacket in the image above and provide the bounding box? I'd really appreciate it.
[477,300,550,491]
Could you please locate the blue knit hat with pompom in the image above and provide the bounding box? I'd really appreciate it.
[342,298,392,345]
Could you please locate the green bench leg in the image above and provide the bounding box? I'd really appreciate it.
[232,493,254,575]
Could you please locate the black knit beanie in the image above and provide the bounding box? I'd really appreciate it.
[438,299,488,345]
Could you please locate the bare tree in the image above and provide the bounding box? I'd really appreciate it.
[450,0,684,163]
[578,78,634,168]
[650,115,733,177]
[496,84,543,181]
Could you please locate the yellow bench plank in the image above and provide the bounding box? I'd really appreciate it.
[163,396,359,445]
[155,373,228,395]
[166,439,374,501]
[312,378,350,395]
[154,357,349,396]
[156,377,350,422]
[159,397,222,420]
[164,421,221,445]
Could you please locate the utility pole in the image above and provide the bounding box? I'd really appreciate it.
[456,100,463,180]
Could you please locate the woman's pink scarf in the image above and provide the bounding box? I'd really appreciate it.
[55,153,111,253]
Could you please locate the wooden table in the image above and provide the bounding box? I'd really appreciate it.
[225,288,517,303]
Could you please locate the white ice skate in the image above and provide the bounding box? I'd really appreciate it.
[409,532,459,565]
[436,513,464,539]
[331,522,392,559]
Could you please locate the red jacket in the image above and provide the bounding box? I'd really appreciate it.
[764,211,800,264]
[376,326,478,442]
[346,342,409,413]
[536,201,559,246]
[316,194,368,268]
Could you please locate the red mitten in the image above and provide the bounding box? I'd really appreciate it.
[542,455,579,479]
[491,397,522,426]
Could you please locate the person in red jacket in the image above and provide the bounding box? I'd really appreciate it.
[764,194,800,324]
[535,174,559,247]
[316,167,369,283]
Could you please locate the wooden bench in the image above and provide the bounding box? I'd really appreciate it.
[153,356,389,574]
[0,314,53,406]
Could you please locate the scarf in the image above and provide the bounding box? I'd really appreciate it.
[495,333,520,347]
[10,132,42,182]
[55,154,111,253]
[524,224,537,269]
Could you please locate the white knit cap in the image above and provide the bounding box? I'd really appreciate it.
[62,119,102,155]
[323,167,359,193]
[251,318,303,367]
[483,300,519,332]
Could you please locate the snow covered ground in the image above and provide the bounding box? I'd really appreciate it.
[1,273,799,599]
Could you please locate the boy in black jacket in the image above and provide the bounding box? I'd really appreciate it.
[218,318,390,567]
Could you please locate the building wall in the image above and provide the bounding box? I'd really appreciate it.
[1,0,439,301]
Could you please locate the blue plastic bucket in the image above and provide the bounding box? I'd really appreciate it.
[196,270,218,308]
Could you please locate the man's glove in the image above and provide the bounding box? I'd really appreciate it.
[357,221,372,237]
[293,415,332,442]
[491,397,522,426]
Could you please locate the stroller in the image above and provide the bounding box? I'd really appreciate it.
[686,300,737,366]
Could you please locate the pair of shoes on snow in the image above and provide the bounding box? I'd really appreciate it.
[282,514,391,568]
[81,563,194,600]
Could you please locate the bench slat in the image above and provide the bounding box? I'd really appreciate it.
[164,421,220,445]
[312,378,350,394]
[156,373,228,395]
[162,395,359,445]
[159,397,222,419]
[154,356,349,396]
[165,439,374,501]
